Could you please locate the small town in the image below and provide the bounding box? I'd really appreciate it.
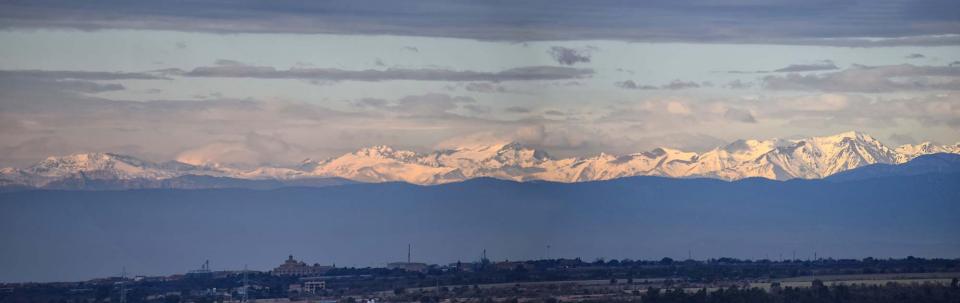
[2,254,959,303]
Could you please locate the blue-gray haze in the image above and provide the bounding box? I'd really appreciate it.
[2,157,959,282]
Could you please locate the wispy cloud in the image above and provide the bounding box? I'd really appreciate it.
[723,79,754,89]
[723,60,839,74]
[0,69,168,80]
[615,80,657,90]
[662,80,702,90]
[615,79,703,90]
[547,46,595,66]
[772,60,839,72]
[350,93,477,117]
[463,82,508,93]
[504,106,532,114]
[0,69,169,95]
[167,61,593,82]
[723,108,757,123]
[762,64,960,92]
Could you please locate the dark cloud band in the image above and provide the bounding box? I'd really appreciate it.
[1,0,958,46]
[0,70,168,80]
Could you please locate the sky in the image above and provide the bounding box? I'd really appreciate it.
[1,1,959,168]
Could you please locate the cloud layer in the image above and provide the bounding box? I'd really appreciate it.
[2,66,959,168]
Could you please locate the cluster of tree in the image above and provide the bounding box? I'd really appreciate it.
[318,256,960,289]
[2,258,958,302]
[628,280,960,303]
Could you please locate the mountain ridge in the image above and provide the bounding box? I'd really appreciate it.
[827,153,960,181]
[2,131,959,188]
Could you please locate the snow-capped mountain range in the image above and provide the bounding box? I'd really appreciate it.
[2,131,959,188]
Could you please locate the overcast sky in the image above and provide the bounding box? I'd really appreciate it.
[1,0,959,167]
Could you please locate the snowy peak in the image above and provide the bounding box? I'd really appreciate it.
[825,130,869,141]
[309,145,455,184]
[26,152,172,179]
[350,145,420,162]
[720,139,779,162]
[2,131,959,187]
[808,131,897,169]
[1,153,210,187]
[801,131,885,153]
[895,142,960,163]
[486,141,551,166]
[657,147,699,162]
[440,141,549,161]
[722,139,773,153]
[740,132,900,179]
[897,142,938,155]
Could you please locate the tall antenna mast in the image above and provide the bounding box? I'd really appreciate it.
[119,267,127,303]
[407,244,411,263]
[242,264,249,303]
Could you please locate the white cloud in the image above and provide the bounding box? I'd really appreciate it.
[666,101,692,115]
[176,133,306,167]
